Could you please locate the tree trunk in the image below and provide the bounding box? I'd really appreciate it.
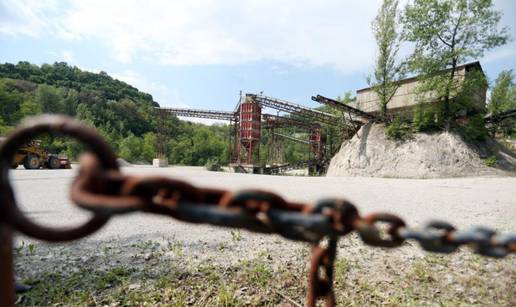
[444,58,457,131]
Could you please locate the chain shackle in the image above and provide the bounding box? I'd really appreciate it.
[307,237,338,307]
[355,213,406,248]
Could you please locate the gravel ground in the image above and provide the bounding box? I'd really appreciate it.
[9,166,516,306]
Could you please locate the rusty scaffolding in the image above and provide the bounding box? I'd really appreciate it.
[263,114,323,163]
[248,93,338,125]
[156,93,359,171]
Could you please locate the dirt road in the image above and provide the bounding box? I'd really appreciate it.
[11,165,516,239]
[10,166,516,306]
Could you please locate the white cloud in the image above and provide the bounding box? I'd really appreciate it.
[1,0,383,73]
[0,0,58,37]
[4,0,513,75]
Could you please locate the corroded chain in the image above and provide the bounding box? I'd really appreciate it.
[0,116,514,307]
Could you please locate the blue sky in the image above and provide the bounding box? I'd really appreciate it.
[1,0,515,123]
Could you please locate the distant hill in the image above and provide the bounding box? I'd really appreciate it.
[0,61,157,107]
[0,61,229,166]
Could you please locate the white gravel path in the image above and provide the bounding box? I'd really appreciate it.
[10,166,516,306]
[10,165,516,243]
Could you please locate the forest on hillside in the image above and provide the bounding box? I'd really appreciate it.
[0,61,318,166]
[0,62,234,165]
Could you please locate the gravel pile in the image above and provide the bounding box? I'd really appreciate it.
[327,123,516,178]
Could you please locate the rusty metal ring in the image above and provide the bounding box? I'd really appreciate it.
[356,213,406,247]
[121,176,201,208]
[311,199,359,235]
[219,189,287,212]
[0,115,117,242]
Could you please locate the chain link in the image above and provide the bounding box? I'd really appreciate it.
[0,115,514,307]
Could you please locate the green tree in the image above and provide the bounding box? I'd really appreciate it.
[119,134,143,162]
[488,70,516,138]
[0,116,9,134]
[75,103,96,127]
[489,70,515,114]
[63,88,79,116]
[335,92,355,105]
[141,132,157,162]
[402,0,509,129]
[35,84,65,113]
[18,97,42,117]
[0,80,24,124]
[368,0,404,120]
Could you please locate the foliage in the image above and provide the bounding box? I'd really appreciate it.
[412,104,442,132]
[368,0,405,119]
[484,155,498,167]
[385,116,412,140]
[452,69,488,116]
[335,91,355,105]
[489,69,516,114]
[460,114,488,142]
[205,158,222,172]
[0,62,233,166]
[402,0,509,128]
[0,61,155,105]
[167,123,228,166]
[119,134,144,162]
[316,92,357,156]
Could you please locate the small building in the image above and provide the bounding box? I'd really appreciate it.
[353,61,487,116]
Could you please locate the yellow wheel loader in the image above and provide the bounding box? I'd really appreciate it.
[0,137,71,170]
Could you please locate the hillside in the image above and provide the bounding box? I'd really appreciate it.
[0,61,156,106]
[0,61,230,165]
[327,123,516,178]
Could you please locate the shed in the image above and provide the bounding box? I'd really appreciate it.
[353,61,487,116]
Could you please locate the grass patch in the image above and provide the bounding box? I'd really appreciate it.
[484,155,498,167]
[239,257,273,288]
[15,243,516,306]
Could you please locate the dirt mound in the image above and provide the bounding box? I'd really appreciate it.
[327,123,516,178]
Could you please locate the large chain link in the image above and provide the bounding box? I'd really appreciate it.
[1,116,514,307]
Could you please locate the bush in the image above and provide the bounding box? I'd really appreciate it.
[484,155,498,167]
[412,105,441,132]
[460,114,488,142]
[205,158,222,172]
[385,116,412,140]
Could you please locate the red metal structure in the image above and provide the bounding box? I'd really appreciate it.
[236,96,261,165]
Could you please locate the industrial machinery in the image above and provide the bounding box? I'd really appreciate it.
[157,93,368,173]
[1,138,71,170]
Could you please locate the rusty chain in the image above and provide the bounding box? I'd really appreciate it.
[0,115,515,307]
